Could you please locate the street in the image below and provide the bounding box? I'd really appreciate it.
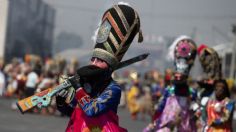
[1,98,236,132]
[0,98,149,132]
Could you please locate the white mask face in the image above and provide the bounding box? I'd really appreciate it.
[175,58,189,75]
[174,39,196,76]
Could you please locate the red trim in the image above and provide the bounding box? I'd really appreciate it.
[197,44,208,55]
[76,88,88,100]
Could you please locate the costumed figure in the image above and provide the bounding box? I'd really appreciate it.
[15,63,28,100]
[151,69,173,121]
[143,70,165,121]
[127,70,141,120]
[164,68,173,88]
[67,58,79,76]
[112,72,127,108]
[56,3,144,132]
[0,58,6,97]
[205,79,234,132]
[194,44,223,131]
[144,35,198,132]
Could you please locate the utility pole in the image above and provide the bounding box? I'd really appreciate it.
[230,24,236,79]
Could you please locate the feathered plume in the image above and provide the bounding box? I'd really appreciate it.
[118,1,130,6]
[91,21,101,43]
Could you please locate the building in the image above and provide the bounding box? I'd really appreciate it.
[213,42,236,79]
[0,0,55,62]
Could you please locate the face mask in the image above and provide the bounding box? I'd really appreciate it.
[174,58,190,75]
[77,65,112,93]
[173,39,196,81]
[77,65,108,78]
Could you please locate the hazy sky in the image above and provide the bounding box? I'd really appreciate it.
[42,0,236,72]
[44,0,236,46]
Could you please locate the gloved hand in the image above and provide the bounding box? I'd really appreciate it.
[56,89,68,106]
[56,87,75,106]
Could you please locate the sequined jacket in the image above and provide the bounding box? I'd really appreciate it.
[154,85,197,119]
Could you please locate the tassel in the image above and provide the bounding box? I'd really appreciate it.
[138,29,143,43]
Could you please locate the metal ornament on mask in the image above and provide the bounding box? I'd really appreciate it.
[175,58,190,75]
[96,20,111,43]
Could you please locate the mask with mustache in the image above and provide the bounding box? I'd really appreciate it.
[77,65,112,94]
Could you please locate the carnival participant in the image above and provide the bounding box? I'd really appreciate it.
[205,79,234,132]
[197,44,221,101]
[127,70,141,120]
[0,58,6,97]
[56,3,144,132]
[144,35,197,132]
[195,44,222,131]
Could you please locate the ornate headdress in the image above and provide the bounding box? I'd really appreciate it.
[197,44,222,80]
[172,36,197,81]
[91,4,143,69]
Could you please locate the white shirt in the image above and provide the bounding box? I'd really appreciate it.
[26,72,38,88]
[0,71,6,96]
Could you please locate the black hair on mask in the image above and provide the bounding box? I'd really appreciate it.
[214,79,230,98]
[76,65,112,85]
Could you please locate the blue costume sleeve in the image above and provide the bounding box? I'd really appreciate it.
[189,87,197,101]
[76,81,121,117]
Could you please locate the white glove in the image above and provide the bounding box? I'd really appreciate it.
[56,87,75,106]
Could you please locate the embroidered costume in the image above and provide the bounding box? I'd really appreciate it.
[206,97,234,132]
[57,3,145,132]
[143,36,197,132]
[195,44,223,131]
[205,79,235,132]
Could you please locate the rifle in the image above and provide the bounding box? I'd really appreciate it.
[16,75,79,114]
[16,53,149,114]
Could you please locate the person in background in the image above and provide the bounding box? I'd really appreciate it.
[205,79,234,132]
[194,44,222,131]
[0,58,6,97]
[144,35,197,132]
[25,65,40,98]
[164,68,173,88]
[127,70,141,120]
